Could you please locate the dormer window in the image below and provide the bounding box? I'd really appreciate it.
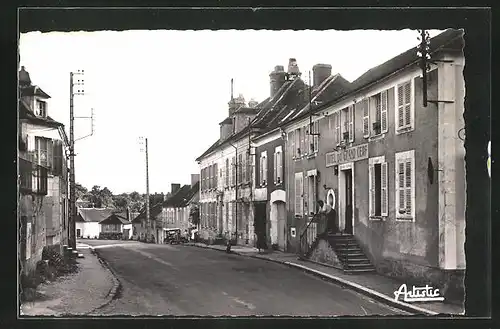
[36,100,47,117]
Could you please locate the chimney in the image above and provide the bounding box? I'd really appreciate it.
[171,183,181,195]
[287,58,301,76]
[19,66,31,87]
[269,65,286,98]
[312,63,332,88]
[191,174,200,187]
[248,99,258,108]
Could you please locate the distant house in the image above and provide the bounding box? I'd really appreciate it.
[99,214,133,240]
[76,208,114,239]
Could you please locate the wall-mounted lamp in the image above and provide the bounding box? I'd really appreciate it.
[334,165,339,176]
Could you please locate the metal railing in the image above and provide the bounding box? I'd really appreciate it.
[19,158,48,195]
[298,213,327,257]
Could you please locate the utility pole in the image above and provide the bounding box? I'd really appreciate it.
[69,69,85,249]
[140,136,151,242]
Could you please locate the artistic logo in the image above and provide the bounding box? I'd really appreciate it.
[393,284,444,302]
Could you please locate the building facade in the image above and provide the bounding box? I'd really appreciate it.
[282,29,465,300]
[18,66,70,276]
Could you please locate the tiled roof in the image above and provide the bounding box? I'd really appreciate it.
[76,208,115,223]
[20,85,51,99]
[99,213,131,225]
[286,29,464,126]
[19,98,64,128]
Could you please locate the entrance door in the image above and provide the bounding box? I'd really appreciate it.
[344,169,353,234]
[254,202,267,249]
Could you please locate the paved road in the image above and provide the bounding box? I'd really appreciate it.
[79,239,408,316]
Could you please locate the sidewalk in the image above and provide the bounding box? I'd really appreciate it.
[20,244,118,316]
[185,242,464,316]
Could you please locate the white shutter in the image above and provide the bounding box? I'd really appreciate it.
[303,175,309,215]
[314,120,319,152]
[405,160,412,215]
[398,161,405,212]
[278,152,283,184]
[263,155,267,183]
[259,156,263,185]
[381,90,388,133]
[295,173,303,216]
[404,82,411,127]
[381,162,388,217]
[348,105,354,142]
[290,131,295,158]
[295,129,300,156]
[397,84,404,130]
[335,112,341,145]
[369,164,375,216]
[273,152,277,184]
[363,99,370,138]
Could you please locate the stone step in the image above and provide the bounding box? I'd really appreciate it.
[343,258,371,264]
[344,268,376,274]
[336,247,362,253]
[344,263,375,269]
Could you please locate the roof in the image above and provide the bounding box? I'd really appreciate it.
[76,208,115,223]
[99,213,131,225]
[286,29,464,127]
[20,85,51,99]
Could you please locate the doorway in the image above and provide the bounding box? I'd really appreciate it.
[338,163,354,235]
[275,201,286,251]
[254,202,267,249]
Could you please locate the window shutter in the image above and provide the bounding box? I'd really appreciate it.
[259,156,263,185]
[300,128,305,155]
[295,173,303,216]
[314,121,319,151]
[295,129,300,156]
[381,90,388,133]
[363,99,370,137]
[53,140,63,176]
[303,174,309,215]
[398,161,405,211]
[278,152,283,183]
[404,82,411,127]
[245,153,250,183]
[232,157,236,186]
[273,152,277,184]
[348,105,354,142]
[215,163,218,188]
[263,155,267,183]
[290,131,295,158]
[397,84,404,129]
[47,139,53,169]
[381,162,388,216]
[369,164,375,216]
[405,160,412,215]
[335,112,341,145]
[226,159,229,186]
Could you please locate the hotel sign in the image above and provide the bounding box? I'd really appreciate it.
[326,143,368,167]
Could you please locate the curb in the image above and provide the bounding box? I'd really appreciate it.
[184,243,437,316]
[84,246,122,314]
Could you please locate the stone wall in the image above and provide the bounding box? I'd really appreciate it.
[309,239,343,269]
[19,194,46,276]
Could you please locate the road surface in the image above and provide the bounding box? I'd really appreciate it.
[79,239,408,316]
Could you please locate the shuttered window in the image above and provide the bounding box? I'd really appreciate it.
[52,140,64,176]
[238,154,243,184]
[381,89,389,133]
[231,156,236,186]
[246,152,251,183]
[334,112,341,145]
[314,120,319,152]
[275,148,283,185]
[295,128,301,157]
[397,80,413,131]
[395,150,415,220]
[262,153,267,185]
[294,172,303,216]
[303,173,309,215]
[214,163,218,188]
[368,157,388,219]
[225,158,229,187]
[362,99,370,138]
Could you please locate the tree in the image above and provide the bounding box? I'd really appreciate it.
[113,193,131,211]
[75,183,88,201]
[88,185,114,208]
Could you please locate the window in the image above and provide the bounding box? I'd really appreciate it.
[238,154,243,184]
[396,80,414,132]
[274,146,283,185]
[225,158,230,187]
[260,151,267,186]
[306,171,318,216]
[245,152,250,183]
[308,121,320,154]
[334,111,341,145]
[369,156,388,219]
[35,137,52,168]
[340,106,354,143]
[294,172,304,216]
[36,100,47,117]
[231,156,236,186]
[214,163,218,188]
[395,150,415,220]
[295,127,301,157]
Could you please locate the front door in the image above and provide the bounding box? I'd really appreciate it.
[254,202,267,249]
[276,201,286,251]
[344,169,353,234]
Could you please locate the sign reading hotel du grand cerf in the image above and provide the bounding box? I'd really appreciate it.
[326,143,369,167]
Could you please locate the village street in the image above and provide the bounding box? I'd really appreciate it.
[80,239,406,316]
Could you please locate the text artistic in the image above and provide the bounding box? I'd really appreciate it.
[393,284,445,303]
[325,143,368,167]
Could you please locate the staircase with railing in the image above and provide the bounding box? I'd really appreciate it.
[298,213,327,259]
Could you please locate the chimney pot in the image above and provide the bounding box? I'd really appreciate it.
[287,58,301,76]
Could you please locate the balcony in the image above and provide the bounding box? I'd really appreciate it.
[19,157,48,195]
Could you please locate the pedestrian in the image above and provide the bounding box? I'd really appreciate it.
[317,200,338,235]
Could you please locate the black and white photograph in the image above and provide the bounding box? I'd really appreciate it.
[16,7,491,320]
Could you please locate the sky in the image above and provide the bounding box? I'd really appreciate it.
[19,29,443,195]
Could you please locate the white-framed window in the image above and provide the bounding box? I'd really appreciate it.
[395,150,415,221]
[369,156,388,219]
[340,106,353,143]
[334,111,341,145]
[295,128,301,157]
[395,80,414,133]
[274,146,283,185]
[35,137,52,168]
[36,99,47,117]
[294,172,304,216]
[306,170,318,216]
[259,151,267,186]
[367,89,389,137]
[307,121,320,154]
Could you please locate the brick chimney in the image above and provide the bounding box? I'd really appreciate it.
[269,65,286,98]
[287,58,301,77]
[19,66,31,87]
[191,174,200,187]
[312,63,332,88]
[171,183,181,195]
